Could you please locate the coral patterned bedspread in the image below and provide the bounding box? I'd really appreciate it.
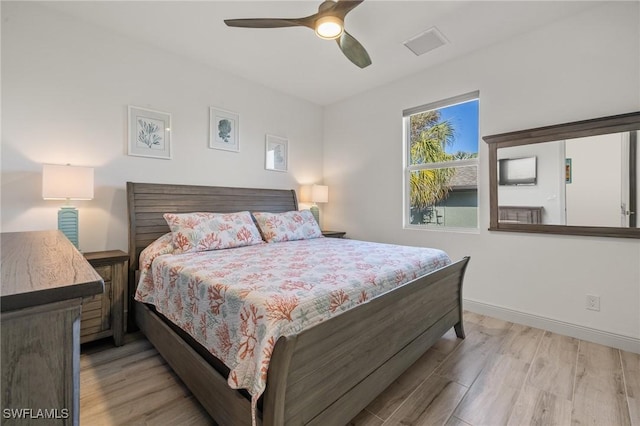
[135,237,451,406]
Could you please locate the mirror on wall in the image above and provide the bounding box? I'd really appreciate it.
[483,111,640,238]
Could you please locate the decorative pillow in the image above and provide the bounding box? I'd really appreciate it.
[252,210,323,243]
[163,211,264,253]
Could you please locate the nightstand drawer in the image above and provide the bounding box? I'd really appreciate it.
[82,250,128,346]
[80,281,112,338]
[93,265,112,281]
[81,293,106,312]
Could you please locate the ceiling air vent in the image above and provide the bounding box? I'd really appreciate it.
[403,27,448,56]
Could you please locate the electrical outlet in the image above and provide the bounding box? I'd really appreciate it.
[586,294,600,311]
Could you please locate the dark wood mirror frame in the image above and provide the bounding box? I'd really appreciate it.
[483,111,640,239]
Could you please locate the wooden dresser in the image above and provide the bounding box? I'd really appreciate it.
[498,206,543,224]
[1,231,103,426]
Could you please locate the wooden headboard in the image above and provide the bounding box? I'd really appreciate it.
[126,182,298,314]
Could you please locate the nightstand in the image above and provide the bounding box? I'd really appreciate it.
[82,250,128,346]
[322,230,346,238]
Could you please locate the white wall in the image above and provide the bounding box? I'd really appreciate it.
[1,2,324,252]
[323,2,640,349]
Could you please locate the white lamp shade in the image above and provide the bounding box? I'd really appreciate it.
[311,184,329,203]
[42,164,94,200]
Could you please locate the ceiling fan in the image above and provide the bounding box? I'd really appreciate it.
[224,0,372,69]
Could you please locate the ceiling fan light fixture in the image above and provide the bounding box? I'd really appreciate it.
[315,15,344,40]
[224,0,370,68]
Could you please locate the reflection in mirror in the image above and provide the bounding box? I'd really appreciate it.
[497,131,638,227]
[484,111,640,238]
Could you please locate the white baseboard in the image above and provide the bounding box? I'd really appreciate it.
[463,298,640,354]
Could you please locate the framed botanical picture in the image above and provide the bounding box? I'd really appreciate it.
[128,106,172,159]
[209,107,239,152]
[265,134,288,172]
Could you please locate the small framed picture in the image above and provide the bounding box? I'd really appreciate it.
[265,134,288,172]
[566,158,572,183]
[209,107,239,152]
[128,106,172,159]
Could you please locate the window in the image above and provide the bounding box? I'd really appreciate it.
[403,92,479,230]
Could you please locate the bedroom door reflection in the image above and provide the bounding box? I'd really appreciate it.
[564,130,638,228]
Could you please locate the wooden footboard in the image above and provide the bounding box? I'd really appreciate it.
[135,256,469,426]
[264,256,469,425]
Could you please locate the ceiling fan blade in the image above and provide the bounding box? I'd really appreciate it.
[336,30,371,68]
[224,17,313,29]
[331,0,365,19]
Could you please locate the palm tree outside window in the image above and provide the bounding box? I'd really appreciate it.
[403,92,479,230]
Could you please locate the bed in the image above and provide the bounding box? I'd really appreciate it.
[127,182,470,426]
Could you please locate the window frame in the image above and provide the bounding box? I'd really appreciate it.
[402,91,480,232]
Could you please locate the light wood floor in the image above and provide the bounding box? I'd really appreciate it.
[80,312,639,425]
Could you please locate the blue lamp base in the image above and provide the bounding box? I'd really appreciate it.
[58,206,79,248]
[310,205,320,225]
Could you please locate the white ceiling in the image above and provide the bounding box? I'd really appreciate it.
[42,1,603,106]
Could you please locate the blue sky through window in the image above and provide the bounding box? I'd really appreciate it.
[438,99,479,156]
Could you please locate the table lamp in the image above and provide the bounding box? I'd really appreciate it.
[42,164,94,248]
[310,184,328,226]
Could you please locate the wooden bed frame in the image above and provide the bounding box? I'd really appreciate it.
[127,181,470,426]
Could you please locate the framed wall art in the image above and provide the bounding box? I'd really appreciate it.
[265,134,288,172]
[128,106,172,159]
[209,107,239,152]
